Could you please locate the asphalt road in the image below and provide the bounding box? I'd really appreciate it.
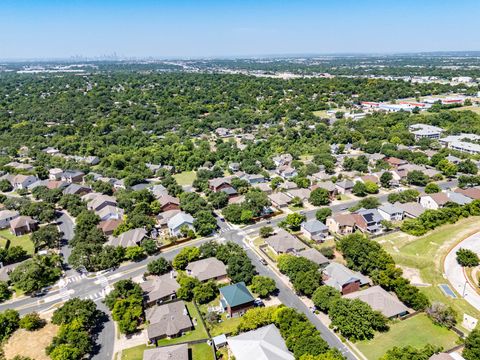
[0,179,458,359]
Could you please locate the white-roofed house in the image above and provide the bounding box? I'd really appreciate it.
[167,212,195,237]
[301,219,329,242]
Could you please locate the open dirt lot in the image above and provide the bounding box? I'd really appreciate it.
[3,323,59,360]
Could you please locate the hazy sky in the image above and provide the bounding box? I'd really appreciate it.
[1,0,479,59]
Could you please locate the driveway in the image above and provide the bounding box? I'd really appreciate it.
[444,231,480,310]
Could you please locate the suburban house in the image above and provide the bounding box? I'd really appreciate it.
[445,191,473,206]
[143,344,188,360]
[311,181,337,199]
[63,183,91,196]
[335,180,354,194]
[395,202,427,219]
[385,157,408,168]
[146,300,193,343]
[229,162,240,172]
[323,262,370,295]
[286,188,311,202]
[326,213,356,235]
[150,184,169,199]
[141,273,180,306]
[301,219,329,242]
[0,210,19,229]
[10,216,38,236]
[419,193,450,210]
[297,248,329,267]
[48,168,64,180]
[0,262,24,283]
[208,177,236,196]
[242,174,265,185]
[96,205,124,221]
[186,257,227,282]
[352,208,384,234]
[268,192,292,208]
[167,212,195,237]
[279,180,298,191]
[2,174,38,190]
[97,219,122,236]
[265,229,306,255]
[356,174,380,185]
[5,162,33,171]
[272,153,293,167]
[85,193,118,212]
[156,209,181,228]
[61,170,85,184]
[378,203,404,221]
[311,171,331,182]
[455,187,480,200]
[107,228,147,248]
[276,165,298,179]
[219,282,255,318]
[343,286,409,319]
[158,194,180,212]
[253,182,273,194]
[227,324,294,360]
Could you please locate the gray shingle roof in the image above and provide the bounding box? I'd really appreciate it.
[143,344,188,360]
[323,262,370,290]
[186,257,227,282]
[301,219,328,234]
[146,301,193,339]
[108,228,147,248]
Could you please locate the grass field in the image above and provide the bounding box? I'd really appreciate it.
[209,316,242,337]
[452,105,480,114]
[190,342,215,360]
[0,229,35,254]
[156,302,209,346]
[173,171,197,186]
[3,323,59,360]
[375,217,480,329]
[356,314,459,360]
[121,344,149,360]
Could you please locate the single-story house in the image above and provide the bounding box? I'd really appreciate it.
[228,324,294,360]
[311,181,337,199]
[301,219,329,242]
[3,174,38,190]
[107,228,147,248]
[253,182,273,194]
[286,188,311,202]
[212,334,228,349]
[419,193,450,210]
[208,177,236,195]
[143,344,188,360]
[278,181,298,191]
[385,157,408,168]
[158,194,180,212]
[445,191,473,206]
[63,183,91,196]
[343,285,409,319]
[276,165,297,179]
[272,154,293,167]
[297,248,329,267]
[49,168,64,180]
[378,203,404,221]
[186,257,227,282]
[146,300,193,343]
[326,213,356,235]
[220,282,255,318]
[141,273,180,306]
[268,192,292,208]
[335,180,354,194]
[150,184,169,199]
[10,216,38,236]
[323,262,370,295]
[97,219,122,236]
[455,187,480,200]
[265,229,306,255]
[0,210,19,229]
[85,193,117,212]
[168,212,195,237]
[395,202,427,219]
[242,174,265,185]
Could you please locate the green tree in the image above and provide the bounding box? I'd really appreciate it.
[292,269,321,297]
[259,226,274,238]
[381,344,442,360]
[227,255,255,284]
[251,276,277,298]
[281,213,306,231]
[9,255,62,294]
[0,179,13,192]
[19,312,45,331]
[424,182,441,194]
[312,286,341,313]
[456,248,480,267]
[464,328,480,360]
[0,309,20,341]
[193,280,218,304]
[352,181,367,197]
[309,188,330,206]
[31,224,63,250]
[380,172,393,188]
[147,257,171,275]
[0,281,12,302]
[193,210,217,236]
[51,298,102,329]
[172,247,200,270]
[315,208,332,223]
[364,181,379,194]
[124,246,145,261]
[406,170,429,186]
[426,302,457,329]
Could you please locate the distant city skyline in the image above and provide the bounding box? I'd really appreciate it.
[1,0,479,59]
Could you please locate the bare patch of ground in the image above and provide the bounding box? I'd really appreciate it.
[3,323,59,360]
[399,265,430,286]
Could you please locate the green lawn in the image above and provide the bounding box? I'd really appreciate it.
[0,229,34,254]
[452,105,480,114]
[173,171,197,186]
[156,302,209,346]
[356,314,459,360]
[121,342,214,360]
[191,342,215,360]
[209,316,242,337]
[121,344,149,360]
[374,217,480,329]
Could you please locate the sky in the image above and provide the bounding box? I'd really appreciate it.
[0,0,479,59]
